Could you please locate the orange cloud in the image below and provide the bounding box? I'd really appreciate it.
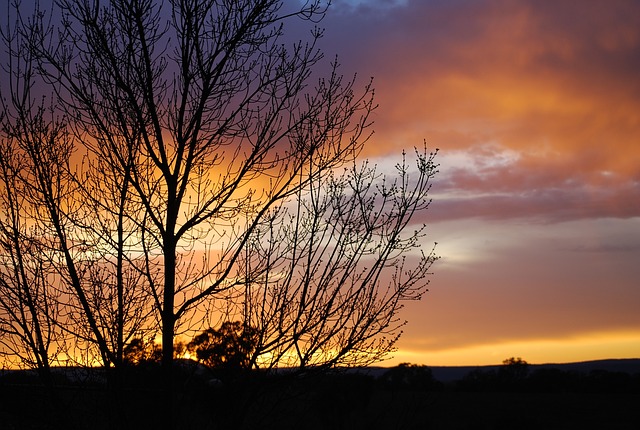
[320,0,640,222]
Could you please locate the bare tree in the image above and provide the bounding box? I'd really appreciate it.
[24,0,373,361]
[0,10,70,379]
[0,1,154,372]
[0,121,61,381]
[4,0,438,427]
[238,148,438,370]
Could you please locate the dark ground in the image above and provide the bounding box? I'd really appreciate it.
[1,359,639,430]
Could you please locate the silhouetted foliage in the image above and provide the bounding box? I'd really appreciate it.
[187,322,259,370]
[498,356,529,389]
[380,362,442,391]
[500,356,529,379]
[122,338,163,366]
[455,357,640,394]
[122,337,193,367]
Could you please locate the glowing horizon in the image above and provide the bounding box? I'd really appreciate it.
[387,329,640,367]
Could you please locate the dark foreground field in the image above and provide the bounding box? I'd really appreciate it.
[1,360,639,430]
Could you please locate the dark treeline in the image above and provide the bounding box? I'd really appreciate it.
[452,358,640,394]
[376,359,640,394]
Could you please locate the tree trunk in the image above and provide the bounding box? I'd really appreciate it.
[162,236,177,430]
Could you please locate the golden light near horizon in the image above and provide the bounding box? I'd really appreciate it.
[389,330,640,367]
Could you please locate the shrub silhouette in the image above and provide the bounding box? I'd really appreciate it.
[380,363,441,391]
[187,322,259,370]
[499,357,529,380]
[458,357,529,391]
[123,338,163,365]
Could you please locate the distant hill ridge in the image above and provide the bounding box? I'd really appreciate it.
[2,358,639,385]
[366,358,640,382]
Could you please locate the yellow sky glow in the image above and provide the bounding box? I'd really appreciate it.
[389,330,640,367]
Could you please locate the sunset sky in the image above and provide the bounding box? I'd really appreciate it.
[4,0,638,369]
[313,0,640,366]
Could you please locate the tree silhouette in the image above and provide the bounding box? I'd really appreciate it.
[122,337,163,366]
[500,357,530,381]
[0,132,61,383]
[380,363,441,391]
[1,1,438,427]
[187,322,258,370]
[1,0,158,372]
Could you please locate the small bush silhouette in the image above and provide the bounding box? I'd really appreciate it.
[380,363,441,391]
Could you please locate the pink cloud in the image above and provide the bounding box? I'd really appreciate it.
[318,0,640,223]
